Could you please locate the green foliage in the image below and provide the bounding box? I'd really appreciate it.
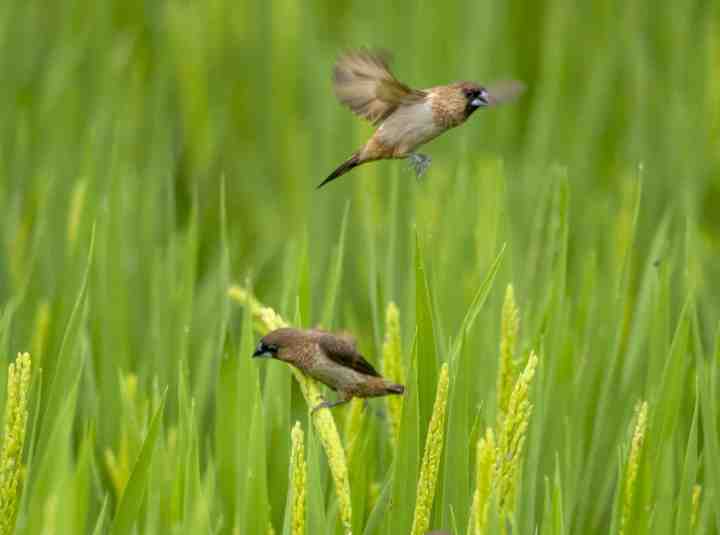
[0,0,718,533]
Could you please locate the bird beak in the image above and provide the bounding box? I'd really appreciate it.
[252,348,265,358]
[471,96,489,107]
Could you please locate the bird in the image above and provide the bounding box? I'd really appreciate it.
[252,327,405,412]
[317,48,525,188]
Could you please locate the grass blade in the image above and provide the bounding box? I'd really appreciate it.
[109,389,168,535]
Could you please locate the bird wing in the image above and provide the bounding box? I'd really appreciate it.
[310,328,357,348]
[484,80,526,106]
[317,333,380,377]
[333,48,426,125]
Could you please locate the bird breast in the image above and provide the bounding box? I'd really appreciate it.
[375,100,445,156]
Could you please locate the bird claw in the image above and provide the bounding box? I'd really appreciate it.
[311,397,350,413]
[408,153,431,179]
[311,401,329,414]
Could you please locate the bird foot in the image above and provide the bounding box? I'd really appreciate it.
[311,397,350,413]
[408,153,432,179]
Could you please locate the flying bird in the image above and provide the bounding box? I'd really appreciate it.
[318,48,525,188]
[253,327,404,412]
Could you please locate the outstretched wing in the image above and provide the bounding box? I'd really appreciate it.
[484,80,526,106]
[333,48,426,125]
[317,333,380,377]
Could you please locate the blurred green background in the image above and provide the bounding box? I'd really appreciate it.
[1,0,719,533]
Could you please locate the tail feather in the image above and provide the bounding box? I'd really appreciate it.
[317,153,361,189]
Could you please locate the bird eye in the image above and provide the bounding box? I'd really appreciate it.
[465,89,485,101]
[253,341,279,357]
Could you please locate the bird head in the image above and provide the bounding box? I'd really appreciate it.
[252,328,301,359]
[460,83,490,117]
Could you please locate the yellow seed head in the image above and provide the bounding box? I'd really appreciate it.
[105,372,151,500]
[495,351,538,516]
[311,393,352,534]
[0,352,32,535]
[620,401,648,535]
[290,422,306,535]
[228,286,288,332]
[497,285,520,424]
[104,432,130,498]
[382,302,404,446]
[470,428,496,535]
[411,363,450,535]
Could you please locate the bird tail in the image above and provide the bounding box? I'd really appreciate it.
[385,382,405,395]
[317,152,361,189]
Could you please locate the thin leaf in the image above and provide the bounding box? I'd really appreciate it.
[109,389,168,535]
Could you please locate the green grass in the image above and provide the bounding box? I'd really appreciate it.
[1,0,719,533]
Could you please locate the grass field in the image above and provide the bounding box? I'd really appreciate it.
[1,1,719,533]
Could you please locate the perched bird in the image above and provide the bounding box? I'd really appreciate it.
[253,327,405,411]
[318,48,525,188]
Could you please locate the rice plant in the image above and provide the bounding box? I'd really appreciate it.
[0,1,718,534]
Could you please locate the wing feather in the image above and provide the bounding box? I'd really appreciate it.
[309,328,357,348]
[317,333,380,377]
[333,48,425,125]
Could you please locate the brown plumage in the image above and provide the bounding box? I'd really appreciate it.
[252,327,405,411]
[318,48,525,188]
